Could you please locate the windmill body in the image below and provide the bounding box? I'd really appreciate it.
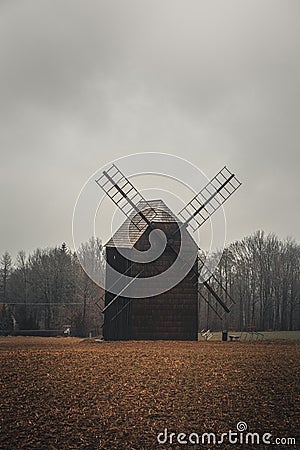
[96,164,241,341]
[104,200,198,340]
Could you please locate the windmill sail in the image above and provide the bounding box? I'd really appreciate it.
[198,286,230,320]
[177,166,241,232]
[196,256,235,318]
[95,164,156,231]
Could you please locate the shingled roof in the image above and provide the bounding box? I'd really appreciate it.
[106,199,181,248]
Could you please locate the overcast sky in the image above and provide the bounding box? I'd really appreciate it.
[0,0,299,257]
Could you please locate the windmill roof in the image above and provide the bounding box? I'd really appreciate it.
[105,199,182,248]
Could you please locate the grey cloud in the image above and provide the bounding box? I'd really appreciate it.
[0,0,299,256]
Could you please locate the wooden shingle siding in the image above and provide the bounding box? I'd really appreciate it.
[103,200,199,341]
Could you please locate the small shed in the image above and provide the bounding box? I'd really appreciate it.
[103,200,199,340]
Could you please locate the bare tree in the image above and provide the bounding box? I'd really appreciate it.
[0,252,12,303]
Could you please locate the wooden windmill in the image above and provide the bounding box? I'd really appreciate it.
[95,164,241,340]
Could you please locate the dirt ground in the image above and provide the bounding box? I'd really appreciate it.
[0,337,299,449]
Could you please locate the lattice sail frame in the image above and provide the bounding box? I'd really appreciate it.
[177,166,241,232]
[95,164,157,232]
[196,255,236,319]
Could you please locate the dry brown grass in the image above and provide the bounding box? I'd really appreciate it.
[0,337,299,449]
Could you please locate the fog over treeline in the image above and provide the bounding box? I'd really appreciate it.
[0,230,299,335]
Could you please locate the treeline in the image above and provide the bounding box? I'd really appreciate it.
[200,231,300,331]
[0,239,104,337]
[0,231,299,335]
